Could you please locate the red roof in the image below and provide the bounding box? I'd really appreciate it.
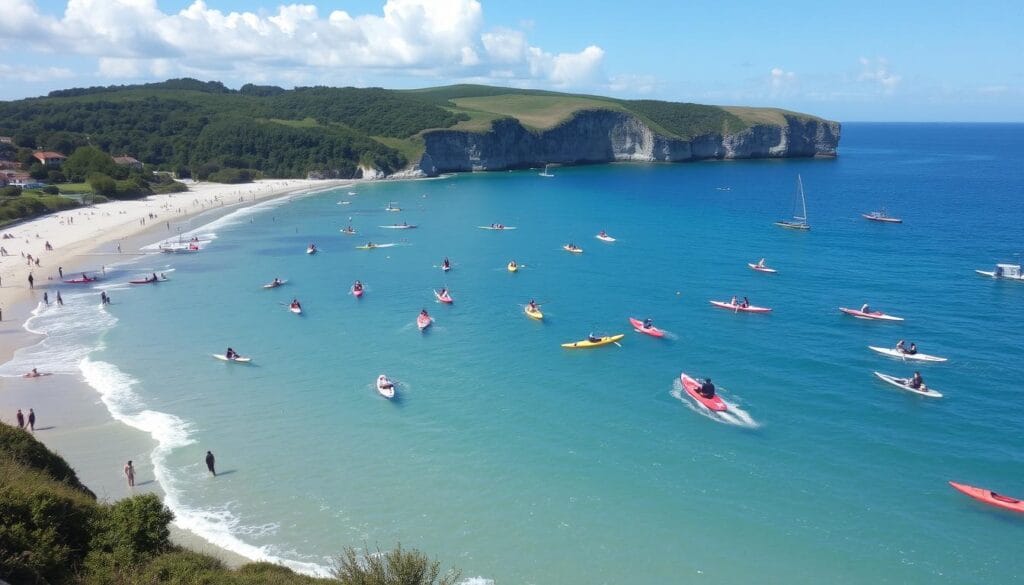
[33,151,67,160]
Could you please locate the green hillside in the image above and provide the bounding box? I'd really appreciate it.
[0,79,827,181]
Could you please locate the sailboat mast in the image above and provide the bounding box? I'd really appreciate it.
[796,174,807,221]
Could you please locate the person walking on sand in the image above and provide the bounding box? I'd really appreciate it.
[58,266,63,279]
[124,460,135,487]
[27,408,35,432]
[16,409,24,429]
[205,451,216,476]
[28,273,34,289]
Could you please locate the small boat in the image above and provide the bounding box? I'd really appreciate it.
[873,371,942,398]
[563,244,583,254]
[477,225,517,230]
[949,481,1024,514]
[306,246,317,255]
[63,276,98,284]
[539,164,554,178]
[863,210,903,223]
[212,354,252,364]
[629,317,665,338]
[356,243,396,250]
[709,300,772,313]
[385,202,401,212]
[561,334,624,349]
[339,227,357,235]
[380,224,417,229]
[507,261,518,273]
[868,346,947,362]
[417,313,432,330]
[975,263,1024,281]
[774,174,811,230]
[525,305,543,320]
[263,279,287,289]
[376,374,396,399]
[679,372,728,412]
[596,232,616,242]
[839,307,904,321]
[434,290,453,304]
[748,262,777,274]
[129,276,166,284]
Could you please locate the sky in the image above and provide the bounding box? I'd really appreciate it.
[1,0,1022,121]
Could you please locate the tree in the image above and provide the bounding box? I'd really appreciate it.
[87,173,117,196]
[29,164,49,180]
[332,544,461,585]
[63,146,117,182]
[47,170,66,183]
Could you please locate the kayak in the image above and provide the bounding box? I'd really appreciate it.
[477,226,517,230]
[63,277,97,284]
[949,481,1024,514]
[380,224,417,229]
[289,305,302,315]
[417,314,433,330]
[873,371,942,398]
[507,262,519,273]
[339,228,357,235]
[434,290,453,304]
[352,286,364,298]
[561,334,624,349]
[263,279,287,289]
[356,243,396,250]
[863,212,903,224]
[868,346,947,362]
[709,300,772,313]
[129,277,164,284]
[212,354,252,364]
[748,263,777,274]
[525,305,543,320]
[680,372,728,412]
[376,375,396,399]
[596,233,616,242]
[385,205,401,212]
[563,245,583,254]
[442,264,451,272]
[840,307,904,321]
[629,317,665,338]
[306,247,317,255]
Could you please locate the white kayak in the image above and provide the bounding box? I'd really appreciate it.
[306,247,317,255]
[868,346,948,362]
[380,224,417,229]
[289,305,302,314]
[477,225,517,230]
[874,371,943,398]
[596,233,616,242]
[262,279,287,289]
[376,374,396,399]
[212,354,252,363]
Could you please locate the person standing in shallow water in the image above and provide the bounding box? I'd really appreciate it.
[16,409,24,429]
[124,460,135,487]
[205,451,216,476]
[27,408,35,432]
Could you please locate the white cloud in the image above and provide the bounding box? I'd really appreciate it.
[769,67,797,90]
[857,57,901,92]
[1,0,608,89]
[0,63,73,82]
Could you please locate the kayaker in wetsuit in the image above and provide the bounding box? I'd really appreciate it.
[643,318,654,329]
[291,299,301,309]
[439,288,448,298]
[742,296,750,308]
[226,348,237,359]
[908,371,924,389]
[699,378,716,398]
[353,280,362,291]
[273,278,282,286]
[907,342,918,355]
[420,309,429,317]
[528,300,538,310]
[588,333,601,343]
[443,257,450,268]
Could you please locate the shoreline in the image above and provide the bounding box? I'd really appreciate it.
[0,178,353,570]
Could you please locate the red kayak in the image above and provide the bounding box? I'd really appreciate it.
[709,300,772,313]
[417,314,432,330]
[949,481,1024,513]
[434,290,453,304]
[64,277,97,284]
[839,307,904,321]
[629,317,665,338]
[680,372,728,412]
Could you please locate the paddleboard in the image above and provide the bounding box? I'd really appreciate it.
[629,317,665,338]
[868,346,947,362]
[680,372,728,412]
[380,225,417,229]
[873,371,942,398]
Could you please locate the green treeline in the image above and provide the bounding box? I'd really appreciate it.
[0,422,460,585]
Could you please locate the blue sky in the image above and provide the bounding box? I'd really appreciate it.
[1,0,1021,121]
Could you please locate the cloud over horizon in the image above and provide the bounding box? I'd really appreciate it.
[0,0,607,89]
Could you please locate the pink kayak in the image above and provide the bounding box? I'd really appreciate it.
[709,300,772,313]
[434,290,453,304]
[629,317,665,338]
[839,307,904,321]
[680,372,728,412]
[417,314,432,330]
[352,286,364,298]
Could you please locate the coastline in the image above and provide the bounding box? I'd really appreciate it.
[0,178,352,569]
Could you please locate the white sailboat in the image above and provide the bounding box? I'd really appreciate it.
[539,164,554,178]
[775,174,810,231]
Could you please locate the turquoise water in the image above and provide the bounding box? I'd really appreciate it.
[27,124,1024,582]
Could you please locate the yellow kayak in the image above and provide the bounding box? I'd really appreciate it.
[561,334,624,349]
[525,305,543,320]
[508,262,519,273]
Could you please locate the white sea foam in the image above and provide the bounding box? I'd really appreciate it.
[670,380,760,429]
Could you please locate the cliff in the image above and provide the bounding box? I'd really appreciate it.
[417,109,840,175]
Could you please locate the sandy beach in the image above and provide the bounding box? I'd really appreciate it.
[0,178,350,568]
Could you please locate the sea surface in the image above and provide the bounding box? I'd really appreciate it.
[5,123,1023,584]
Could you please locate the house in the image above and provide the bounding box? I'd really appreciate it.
[1,171,33,187]
[113,155,143,170]
[32,151,67,167]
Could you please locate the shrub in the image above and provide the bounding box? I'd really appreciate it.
[41,185,59,195]
[85,493,174,582]
[332,544,461,585]
[0,186,21,198]
[88,172,117,197]
[208,168,255,184]
[0,423,92,495]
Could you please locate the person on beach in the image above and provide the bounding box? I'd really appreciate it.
[100,291,109,304]
[43,292,49,306]
[24,368,41,378]
[56,291,63,306]
[205,451,216,476]
[27,408,35,432]
[16,409,24,429]
[28,273,34,289]
[124,461,135,487]
[58,266,63,278]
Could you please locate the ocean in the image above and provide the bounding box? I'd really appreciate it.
[4,123,1022,584]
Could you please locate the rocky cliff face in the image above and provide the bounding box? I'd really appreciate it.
[417,110,840,175]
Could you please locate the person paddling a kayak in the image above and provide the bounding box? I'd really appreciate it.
[528,299,539,311]
[290,299,302,310]
[896,339,906,353]
[860,303,872,313]
[509,260,517,270]
[272,277,282,286]
[698,378,716,398]
[908,371,925,390]
[588,333,601,343]
[906,342,918,355]
[742,296,750,308]
[226,348,238,360]
[442,257,450,270]
[353,280,363,292]
[643,318,654,329]
[420,308,430,318]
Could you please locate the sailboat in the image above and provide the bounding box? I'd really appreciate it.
[539,164,554,178]
[774,174,810,231]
